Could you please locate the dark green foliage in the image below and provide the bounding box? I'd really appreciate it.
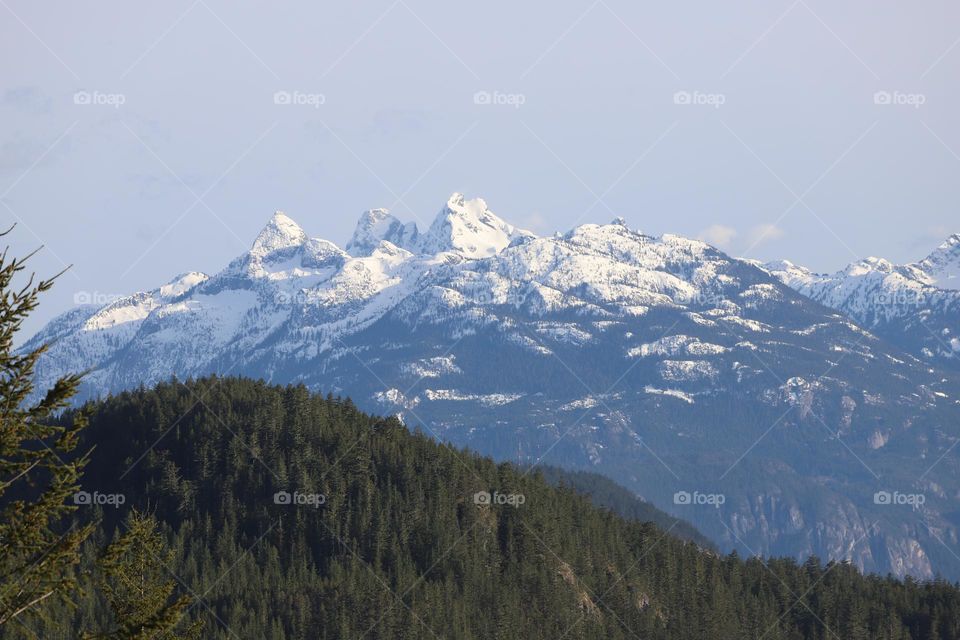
[535,465,715,549]
[82,509,203,639]
[7,377,960,639]
[0,235,94,629]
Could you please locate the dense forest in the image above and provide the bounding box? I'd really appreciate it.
[3,376,960,639]
[535,465,715,550]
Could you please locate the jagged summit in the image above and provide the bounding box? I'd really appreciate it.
[935,233,960,250]
[915,233,960,289]
[347,208,418,257]
[252,211,307,255]
[843,256,895,276]
[419,192,534,258]
[345,193,534,259]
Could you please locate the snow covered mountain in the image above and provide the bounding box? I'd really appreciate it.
[23,194,960,580]
[346,193,532,258]
[763,235,960,368]
[918,234,960,289]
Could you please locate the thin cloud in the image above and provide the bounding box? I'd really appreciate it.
[696,223,784,256]
[745,223,785,248]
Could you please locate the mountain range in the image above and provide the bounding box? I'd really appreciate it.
[23,193,960,580]
[762,235,960,370]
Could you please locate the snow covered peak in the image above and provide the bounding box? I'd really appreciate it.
[915,233,960,289]
[764,259,798,272]
[844,257,895,277]
[762,261,825,295]
[761,236,960,368]
[345,193,537,260]
[347,208,418,257]
[252,212,307,255]
[937,233,960,250]
[419,192,535,259]
[158,271,208,299]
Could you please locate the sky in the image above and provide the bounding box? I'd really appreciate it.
[2,0,959,336]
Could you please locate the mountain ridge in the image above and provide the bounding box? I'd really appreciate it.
[761,234,960,368]
[20,194,960,581]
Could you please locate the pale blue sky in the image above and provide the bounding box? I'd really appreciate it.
[2,0,959,335]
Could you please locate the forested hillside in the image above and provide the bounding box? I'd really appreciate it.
[535,465,715,550]
[8,377,960,639]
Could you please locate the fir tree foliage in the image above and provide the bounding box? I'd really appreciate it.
[82,510,202,640]
[0,230,94,628]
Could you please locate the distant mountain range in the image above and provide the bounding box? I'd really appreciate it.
[22,194,960,580]
[762,235,960,369]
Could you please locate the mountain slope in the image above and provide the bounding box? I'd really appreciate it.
[21,194,960,581]
[918,234,960,289]
[535,465,715,549]
[14,378,960,639]
[763,236,960,368]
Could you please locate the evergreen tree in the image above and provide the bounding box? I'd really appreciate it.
[83,510,202,639]
[0,231,94,627]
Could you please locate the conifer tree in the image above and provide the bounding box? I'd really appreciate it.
[84,510,202,639]
[0,231,94,627]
